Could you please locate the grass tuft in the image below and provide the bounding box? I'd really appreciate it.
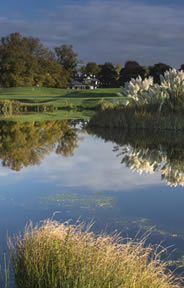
[9,220,182,288]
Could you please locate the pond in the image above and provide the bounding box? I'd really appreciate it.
[1,118,184,286]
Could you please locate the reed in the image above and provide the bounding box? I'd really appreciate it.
[9,220,181,288]
[89,104,184,131]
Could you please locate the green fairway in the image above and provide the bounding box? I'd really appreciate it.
[0,87,120,98]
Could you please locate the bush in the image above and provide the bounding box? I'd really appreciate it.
[97,98,115,111]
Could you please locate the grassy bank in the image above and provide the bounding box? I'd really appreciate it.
[9,220,181,288]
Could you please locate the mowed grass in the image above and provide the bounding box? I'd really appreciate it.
[0,87,120,98]
[0,86,119,99]
[9,220,181,288]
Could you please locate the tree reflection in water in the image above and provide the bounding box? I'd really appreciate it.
[0,120,79,171]
[87,127,184,187]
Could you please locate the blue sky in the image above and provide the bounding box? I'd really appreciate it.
[1,0,184,67]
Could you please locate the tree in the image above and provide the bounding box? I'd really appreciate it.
[179,64,184,71]
[81,62,101,77]
[115,64,122,79]
[55,45,80,79]
[0,32,47,87]
[149,63,172,83]
[35,57,68,88]
[98,62,118,88]
[0,32,68,88]
[119,61,146,86]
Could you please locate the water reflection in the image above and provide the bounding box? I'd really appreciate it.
[1,119,183,187]
[88,127,184,187]
[0,120,79,171]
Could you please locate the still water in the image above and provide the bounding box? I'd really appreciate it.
[1,119,184,285]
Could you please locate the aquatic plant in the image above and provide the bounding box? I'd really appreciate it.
[42,191,114,209]
[9,220,181,288]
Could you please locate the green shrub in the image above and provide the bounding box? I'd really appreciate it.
[97,99,115,111]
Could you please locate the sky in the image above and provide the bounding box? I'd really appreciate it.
[1,0,184,67]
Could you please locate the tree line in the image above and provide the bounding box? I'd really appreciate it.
[0,32,182,88]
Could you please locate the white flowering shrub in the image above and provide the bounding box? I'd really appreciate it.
[120,76,154,106]
[160,69,184,107]
[119,69,184,110]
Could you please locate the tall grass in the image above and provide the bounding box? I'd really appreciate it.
[0,253,10,288]
[9,220,181,288]
[89,104,184,131]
